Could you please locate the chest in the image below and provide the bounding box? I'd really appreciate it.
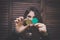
[20,27,41,39]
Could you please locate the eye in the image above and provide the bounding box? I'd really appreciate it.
[27,15,31,18]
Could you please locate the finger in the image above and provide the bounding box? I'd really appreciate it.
[19,16,24,21]
[34,23,42,28]
[19,16,24,19]
[14,20,19,24]
[29,24,33,27]
[16,18,21,22]
[35,23,38,26]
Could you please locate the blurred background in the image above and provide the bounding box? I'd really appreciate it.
[0,0,60,40]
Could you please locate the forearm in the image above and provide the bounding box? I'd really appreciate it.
[16,25,29,33]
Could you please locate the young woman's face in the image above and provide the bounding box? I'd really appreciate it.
[27,11,35,18]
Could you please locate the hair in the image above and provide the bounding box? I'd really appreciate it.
[23,7,43,23]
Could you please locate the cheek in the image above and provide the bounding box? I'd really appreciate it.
[31,13,35,17]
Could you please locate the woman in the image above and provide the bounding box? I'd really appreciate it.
[8,7,49,40]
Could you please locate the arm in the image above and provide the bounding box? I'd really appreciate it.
[14,16,29,33]
[35,23,47,32]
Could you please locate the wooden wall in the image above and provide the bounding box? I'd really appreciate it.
[45,0,60,40]
[0,0,60,40]
[0,0,9,40]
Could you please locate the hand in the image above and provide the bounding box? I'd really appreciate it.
[35,23,47,32]
[34,23,42,28]
[14,16,24,27]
